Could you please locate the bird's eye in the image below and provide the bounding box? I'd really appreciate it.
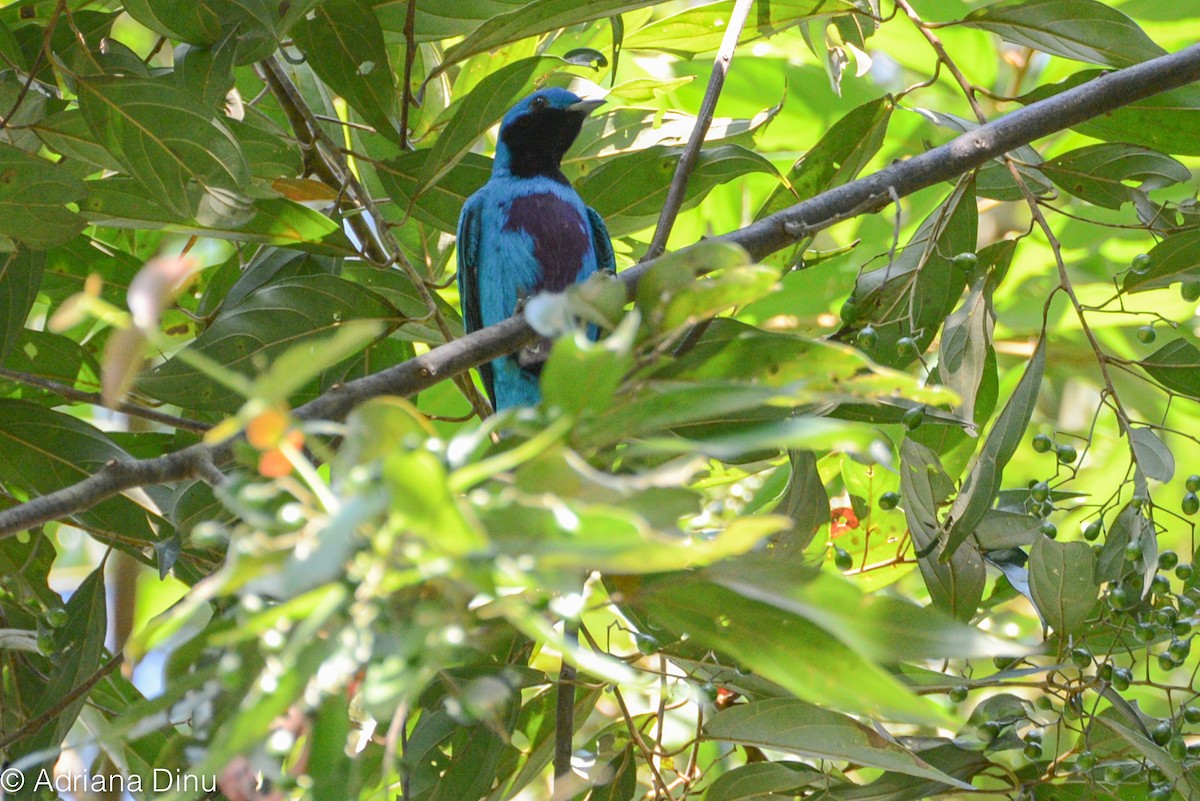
[531,96,548,110]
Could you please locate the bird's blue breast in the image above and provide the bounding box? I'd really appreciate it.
[476,178,598,327]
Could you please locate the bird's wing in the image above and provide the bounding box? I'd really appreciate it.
[457,194,495,406]
[586,206,616,275]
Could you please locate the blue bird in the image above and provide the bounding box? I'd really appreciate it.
[457,87,615,412]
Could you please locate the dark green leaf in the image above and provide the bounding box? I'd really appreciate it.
[77,76,251,222]
[291,0,401,140]
[962,0,1165,67]
[0,144,86,249]
[1140,338,1200,399]
[702,762,823,801]
[1029,537,1098,636]
[1021,72,1200,156]
[1129,426,1174,483]
[944,337,1045,558]
[0,400,161,543]
[138,275,399,412]
[434,0,661,74]
[377,151,491,232]
[704,699,968,784]
[1041,143,1189,210]
[0,249,42,363]
[580,144,778,236]
[901,438,985,621]
[1123,229,1200,293]
[32,109,125,172]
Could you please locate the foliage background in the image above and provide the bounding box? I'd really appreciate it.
[1,0,1200,800]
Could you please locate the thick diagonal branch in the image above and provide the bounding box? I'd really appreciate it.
[2,43,1200,538]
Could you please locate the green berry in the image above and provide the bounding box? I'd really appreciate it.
[952,252,978,271]
[1132,253,1152,273]
[1041,521,1058,539]
[1151,574,1171,595]
[1032,433,1054,453]
[1176,563,1194,581]
[633,632,661,656]
[1076,751,1097,770]
[896,336,919,356]
[1136,622,1157,642]
[1097,662,1114,681]
[949,685,969,703]
[1110,586,1130,609]
[857,325,877,349]
[1030,481,1050,503]
[1158,652,1176,671]
[1035,695,1055,711]
[1168,638,1190,661]
[1175,620,1192,637]
[1184,492,1200,516]
[1187,474,1200,493]
[36,631,55,657]
[979,720,1002,739]
[1056,444,1078,464]
[1183,705,1200,724]
[1104,765,1123,783]
[1149,785,1174,801]
[1159,550,1179,571]
[878,491,900,511]
[840,298,859,325]
[1023,742,1043,760]
[1069,647,1091,669]
[1137,325,1157,344]
[46,607,68,628]
[1084,521,1103,541]
[834,547,854,571]
[993,656,1017,670]
[1125,539,1144,560]
[1152,721,1173,746]
[901,405,925,431]
[1183,282,1200,302]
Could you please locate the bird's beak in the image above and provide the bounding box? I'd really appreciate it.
[567,98,605,115]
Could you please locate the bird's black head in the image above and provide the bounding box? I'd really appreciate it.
[495,88,604,181]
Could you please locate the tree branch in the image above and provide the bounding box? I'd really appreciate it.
[2,43,1199,538]
[643,0,754,260]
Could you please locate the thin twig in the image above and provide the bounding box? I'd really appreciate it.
[400,0,418,150]
[553,619,580,786]
[0,652,123,749]
[643,0,755,261]
[0,0,64,132]
[2,45,1200,537]
[0,368,211,433]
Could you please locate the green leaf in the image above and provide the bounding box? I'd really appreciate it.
[632,579,952,724]
[564,103,780,179]
[938,266,995,420]
[1093,716,1200,796]
[1129,426,1174,483]
[32,109,125,172]
[901,438,985,622]
[1028,537,1098,636]
[230,114,304,180]
[81,181,355,255]
[384,449,488,557]
[541,334,634,418]
[1041,143,1189,210]
[1021,72,1200,156]
[1139,338,1200,399]
[416,55,565,195]
[14,566,108,768]
[702,762,823,801]
[580,144,778,236]
[77,76,251,223]
[944,337,1045,558]
[962,0,1165,68]
[704,699,969,783]
[850,180,977,367]
[138,275,400,412]
[774,450,828,553]
[121,0,279,62]
[376,0,528,40]
[291,0,401,140]
[625,0,856,56]
[0,144,87,249]
[757,96,892,222]
[0,400,161,543]
[376,151,491,232]
[433,0,662,75]
[973,510,1041,550]
[0,249,41,364]
[1123,229,1200,293]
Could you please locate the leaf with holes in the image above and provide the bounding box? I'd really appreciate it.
[0,145,87,249]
